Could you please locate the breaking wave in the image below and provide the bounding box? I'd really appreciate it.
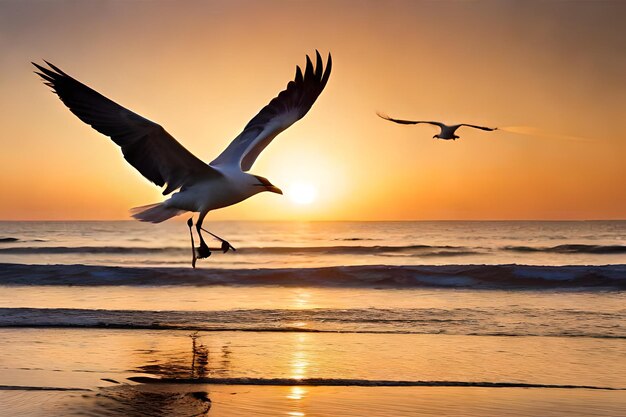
[504,244,626,254]
[1,306,623,338]
[0,263,624,289]
[2,242,624,259]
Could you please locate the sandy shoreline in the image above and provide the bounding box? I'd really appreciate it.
[0,327,624,416]
[2,384,626,416]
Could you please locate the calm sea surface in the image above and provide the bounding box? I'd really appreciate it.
[0,220,624,267]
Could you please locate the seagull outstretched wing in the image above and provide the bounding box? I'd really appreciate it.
[33,61,219,195]
[377,113,445,128]
[457,124,497,132]
[211,51,332,171]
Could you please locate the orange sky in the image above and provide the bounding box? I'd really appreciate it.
[1,0,625,221]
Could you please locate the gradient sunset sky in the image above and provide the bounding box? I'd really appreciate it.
[1,0,624,221]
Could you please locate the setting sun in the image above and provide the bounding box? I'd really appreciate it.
[286,182,318,205]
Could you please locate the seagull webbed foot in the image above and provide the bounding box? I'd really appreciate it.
[199,226,236,253]
[197,240,212,259]
[221,240,236,253]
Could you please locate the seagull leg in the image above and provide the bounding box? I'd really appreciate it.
[195,210,212,259]
[187,218,197,269]
[200,227,237,253]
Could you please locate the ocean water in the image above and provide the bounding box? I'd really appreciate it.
[0,220,625,416]
[0,220,624,268]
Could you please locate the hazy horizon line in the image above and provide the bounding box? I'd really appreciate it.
[1,219,624,223]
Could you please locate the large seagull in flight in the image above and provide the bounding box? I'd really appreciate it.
[34,52,332,267]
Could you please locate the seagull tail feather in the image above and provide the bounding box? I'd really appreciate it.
[130,203,184,224]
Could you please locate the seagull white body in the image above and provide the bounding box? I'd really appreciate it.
[166,168,253,213]
[377,113,496,140]
[34,52,332,265]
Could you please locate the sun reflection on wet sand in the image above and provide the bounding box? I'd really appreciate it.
[292,290,312,309]
[290,334,310,380]
[287,386,307,400]
[286,386,308,417]
[283,334,310,416]
[290,354,309,380]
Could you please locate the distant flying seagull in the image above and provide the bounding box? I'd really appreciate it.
[377,112,497,140]
[34,52,332,267]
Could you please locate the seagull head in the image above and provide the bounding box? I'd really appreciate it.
[251,174,283,195]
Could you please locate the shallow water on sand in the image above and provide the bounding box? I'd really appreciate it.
[1,329,625,388]
[0,328,625,416]
[2,385,626,417]
[0,286,624,338]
